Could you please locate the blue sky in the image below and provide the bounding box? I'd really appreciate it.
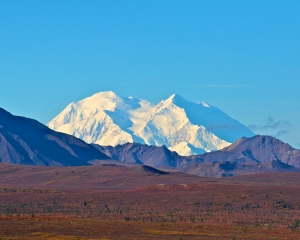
[1,0,300,148]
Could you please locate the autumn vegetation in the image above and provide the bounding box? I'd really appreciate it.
[1,163,300,239]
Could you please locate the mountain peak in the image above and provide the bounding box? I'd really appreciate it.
[200,101,211,108]
[169,93,183,99]
[163,93,187,106]
[48,91,254,155]
[197,135,300,168]
[164,94,211,108]
[170,93,184,101]
[0,108,110,166]
[88,91,120,101]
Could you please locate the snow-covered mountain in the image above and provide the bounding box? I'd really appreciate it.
[47,91,254,155]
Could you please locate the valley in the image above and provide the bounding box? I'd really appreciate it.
[1,163,300,239]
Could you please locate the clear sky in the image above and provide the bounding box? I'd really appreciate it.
[1,0,300,148]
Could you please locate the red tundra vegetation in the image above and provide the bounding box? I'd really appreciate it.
[1,163,300,239]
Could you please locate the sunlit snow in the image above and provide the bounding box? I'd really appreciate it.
[47,91,254,156]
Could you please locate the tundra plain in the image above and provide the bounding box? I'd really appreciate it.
[1,163,300,239]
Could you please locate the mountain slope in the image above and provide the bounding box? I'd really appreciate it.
[181,135,300,176]
[47,91,152,146]
[47,91,254,155]
[187,135,300,166]
[159,94,254,143]
[2,105,299,177]
[181,160,300,178]
[91,135,300,177]
[134,94,231,154]
[92,142,185,168]
[0,108,110,166]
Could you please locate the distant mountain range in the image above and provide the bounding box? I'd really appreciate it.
[47,91,254,156]
[92,136,300,177]
[1,107,300,177]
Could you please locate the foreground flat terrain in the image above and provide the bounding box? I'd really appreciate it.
[2,216,300,240]
[1,163,300,239]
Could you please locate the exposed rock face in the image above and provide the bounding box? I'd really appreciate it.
[0,108,110,166]
[92,142,184,168]
[181,135,300,177]
[94,135,300,177]
[180,160,300,178]
[187,135,300,166]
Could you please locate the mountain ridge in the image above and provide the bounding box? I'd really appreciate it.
[47,91,254,155]
[92,142,184,168]
[1,106,300,177]
[92,135,300,177]
[0,107,110,166]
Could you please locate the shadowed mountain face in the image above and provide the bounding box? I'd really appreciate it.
[1,107,300,177]
[94,136,300,177]
[181,135,300,176]
[92,142,184,168]
[180,160,300,178]
[0,108,110,166]
[187,135,300,166]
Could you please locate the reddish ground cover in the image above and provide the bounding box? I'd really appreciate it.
[1,163,300,239]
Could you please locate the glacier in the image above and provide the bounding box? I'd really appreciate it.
[47,91,254,156]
